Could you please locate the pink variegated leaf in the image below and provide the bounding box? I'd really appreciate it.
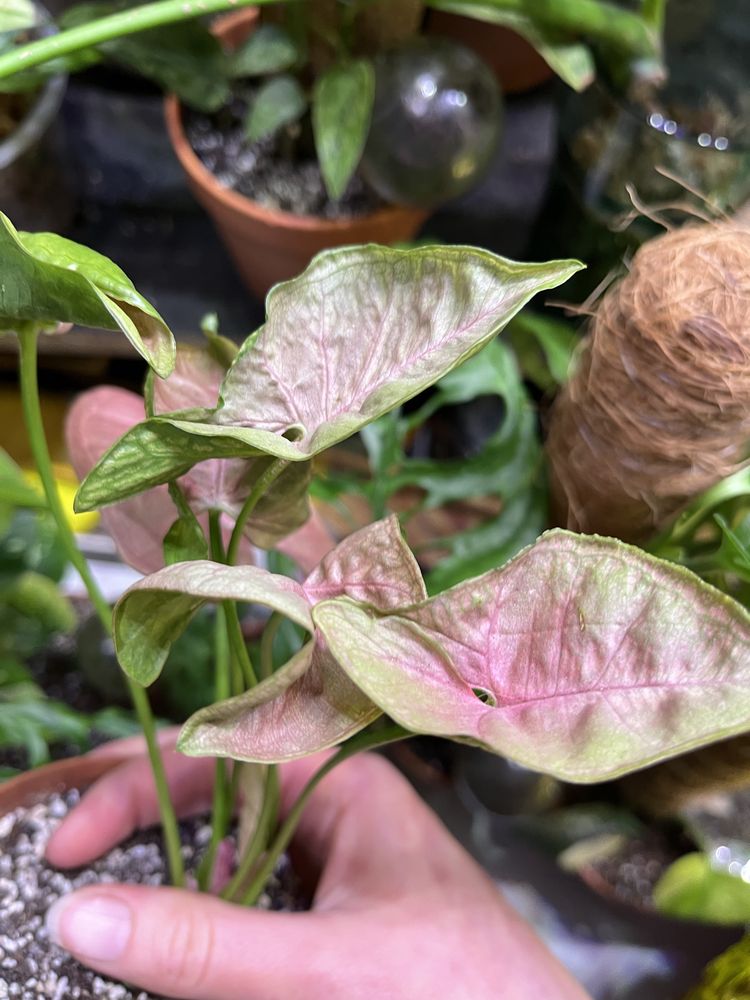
[66,386,174,574]
[178,516,424,762]
[76,246,583,511]
[312,531,750,783]
[178,642,381,762]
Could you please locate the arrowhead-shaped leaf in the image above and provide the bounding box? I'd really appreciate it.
[178,516,425,761]
[76,244,583,510]
[230,24,299,77]
[114,562,313,686]
[245,74,308,142]
[313,59,375,200]
[313,531,750,783]
[0,213,175,377]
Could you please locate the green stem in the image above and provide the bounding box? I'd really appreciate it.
[641,0,667,33]
[226,458,289,566]
[17,325,185,888]
[0,0,288,80]
[225,601,257,688]
[221,766,279,902]
[237,724,409,907]
[259,612,282,681]
[199,513,233,891]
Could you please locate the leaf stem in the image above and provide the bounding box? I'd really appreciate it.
[221,766,279,901]
[224,601,258,688]
[235,723,409,907]
[0,0,288,80]
[259,611,282,680]
[199,512,234,890]
[226,458,289,566]
[16,324,185,888]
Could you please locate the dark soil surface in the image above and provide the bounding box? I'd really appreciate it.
[588,830,686,909]
[184,85,385,219]
[0,791,304,999]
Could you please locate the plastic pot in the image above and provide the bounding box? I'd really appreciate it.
[0,751,128,813]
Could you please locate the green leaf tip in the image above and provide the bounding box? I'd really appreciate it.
[0,212,175,377]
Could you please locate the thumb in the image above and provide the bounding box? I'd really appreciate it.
[46,884,332,1000]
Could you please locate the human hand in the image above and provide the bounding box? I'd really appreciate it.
[46,741,591,1000]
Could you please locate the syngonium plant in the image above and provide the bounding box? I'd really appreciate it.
[5,206,750,935]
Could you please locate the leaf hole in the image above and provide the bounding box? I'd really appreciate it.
[472,686,496,707]
[282,425,305,442]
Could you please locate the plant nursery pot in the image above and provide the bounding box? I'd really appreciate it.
[164,10,428,300]
[424,10,553,95]
[0,751,128,813]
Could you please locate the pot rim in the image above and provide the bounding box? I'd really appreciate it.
[0,752,131,814]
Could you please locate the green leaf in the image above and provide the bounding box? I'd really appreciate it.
[714,515,750,583]
[5,571,76,634]
[114,562,313,686]
[230,24,299,77]
[245,74,307,142]
[425,485,546,594]
[426,0,595,91]
[61,2,229,111]
[0,0,35,32]
[0,448,46,509]
[0,695,89,765]
[313,530,750,782]
[357,338,548,591]
[162,512,209,565]
[76,244,582,511]
[507,310,579,392]
[0,213,175,377]
[313,59,375,200]
[654,853,750,925]
[651,468,750,552]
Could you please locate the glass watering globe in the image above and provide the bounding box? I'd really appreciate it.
[362,38,503,208]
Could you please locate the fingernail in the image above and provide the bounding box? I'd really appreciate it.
[46,894,132,962]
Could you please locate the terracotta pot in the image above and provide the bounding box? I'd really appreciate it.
[164,10,428,300]
[0,753,128,813]
[425,10,553,95]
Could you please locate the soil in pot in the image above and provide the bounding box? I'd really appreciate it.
[0,790,305,999]
[184,86,386,220]
[583,829,687,910]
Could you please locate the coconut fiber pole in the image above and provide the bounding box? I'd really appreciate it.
[546,223,750,543]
